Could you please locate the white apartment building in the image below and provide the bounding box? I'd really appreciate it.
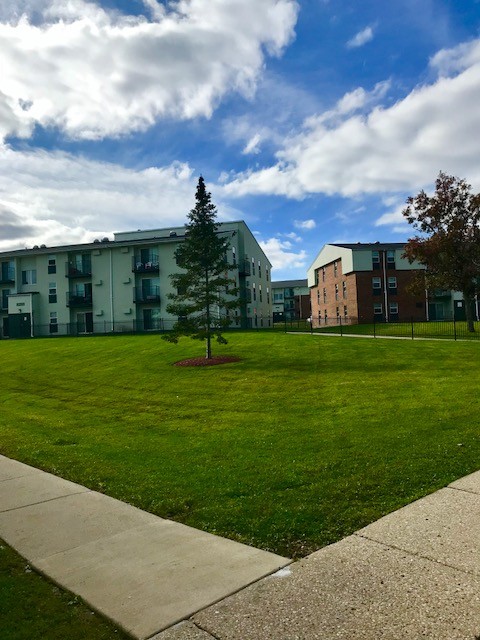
[0,221,272,338]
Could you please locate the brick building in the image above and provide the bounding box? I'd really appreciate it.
[307,243,428,325]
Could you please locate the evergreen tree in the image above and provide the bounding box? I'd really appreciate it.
[164,177,239,358]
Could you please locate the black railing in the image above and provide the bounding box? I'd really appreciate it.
[66,262,92,278]
[133,286,160,304]
[238,260,251,276]
[66,293,93,307]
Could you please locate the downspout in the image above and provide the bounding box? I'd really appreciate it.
[110,248,114,330]
[382,251,389,322]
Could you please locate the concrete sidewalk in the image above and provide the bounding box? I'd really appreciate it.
[0,455,290,639]
[2,455,480,640]
[159,472,480,640]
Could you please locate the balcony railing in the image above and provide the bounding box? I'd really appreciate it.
[66,292,93,307]
[0,267,15,284]
[132,255,159,273]
[241,287,252,303]
[66,262,92,278]
[134,286,160,304]
[238,260,251,276]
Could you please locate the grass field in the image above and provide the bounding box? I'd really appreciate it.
[2,331,480,557]
[2,331,480,638]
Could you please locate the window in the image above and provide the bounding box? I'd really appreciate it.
[259,285,262,302]
[1,289,10,310]
[49,312,58,334]
[232,247,236,266]
[387,250,396,265]
[266,287,270,304]
[336,306,340,318]
[48,255,56,274]
[322,267,326,282]
[253,284,256,301]
[344,305,348,318]
[323,287,327,303]
[373,302,383,315]
[258,261,261,278]
[372,250,380,269]
[317,289,320,304]
[388,276,397,292]
[372,277,382,294]
[274,292,283,301]
[389,302,399,316]
[314,269,319,286]
[48,282,57,303]
[333,261,338,277]
[335,283,339,300]
[251,258,255,275]
[21,269,37,285]
[342,281,347,298]
[265,269,269,282]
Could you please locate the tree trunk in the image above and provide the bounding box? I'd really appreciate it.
[464,292,476,333]
[205,268,212,358]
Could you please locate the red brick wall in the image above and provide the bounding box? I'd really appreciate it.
[355,269,427,323]
[310,259,427,324]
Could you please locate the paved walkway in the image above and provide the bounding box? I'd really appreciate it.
[1,455,480,640]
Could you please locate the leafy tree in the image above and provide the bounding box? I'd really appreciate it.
[403,171,480,332]
[164,176,239,358]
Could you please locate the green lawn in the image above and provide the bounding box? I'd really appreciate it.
[2,331,480,637]
[2,332,479,558]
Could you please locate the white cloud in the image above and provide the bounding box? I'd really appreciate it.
[294,219,316,230]
[259,237,307,272]
[224,38,480,201]
[242,133,262,155]
[0,144,228,250]
[346,26,374,49]
[0,0,299,140]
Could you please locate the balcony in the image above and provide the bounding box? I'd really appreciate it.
[66,292,93,307]
[66,262,92,278]
[134,286,160,304]
[0,267,15,284]
[431,289,451,299]
[132,255,159,273]
[241,288,252,303]
[238,260,251,276]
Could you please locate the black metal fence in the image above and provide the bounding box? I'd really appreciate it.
[304,316,480,340]
[0,315,275,339]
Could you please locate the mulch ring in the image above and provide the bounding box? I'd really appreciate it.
[173,356,241,367]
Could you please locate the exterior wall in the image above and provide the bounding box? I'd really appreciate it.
[0,221,272,337]
[309,244,429,325]
[355,270,427,323]
[271,280,310,321]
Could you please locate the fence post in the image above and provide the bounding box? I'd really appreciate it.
[411,317,414,340]
[454,316,457,341]
[310,317,313,334]
[374,317,376,338]
[339,315,343,337]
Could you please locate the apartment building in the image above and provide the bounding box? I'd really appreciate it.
[307,243,429,325]
[0,221,272,338]
[271,279,311,322]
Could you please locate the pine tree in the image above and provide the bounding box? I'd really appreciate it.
[163,177,239,358]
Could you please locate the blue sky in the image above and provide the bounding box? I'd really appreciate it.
[1,0,480,279]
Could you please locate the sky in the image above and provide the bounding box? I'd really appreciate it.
[1,0,480,279]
